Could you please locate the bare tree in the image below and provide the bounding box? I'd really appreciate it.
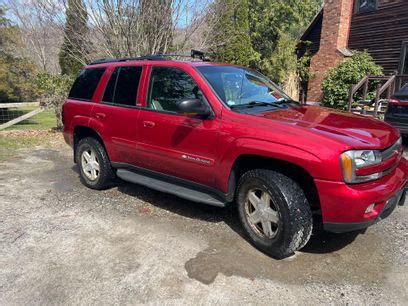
[5,0,63,74]
[5,0,219,74]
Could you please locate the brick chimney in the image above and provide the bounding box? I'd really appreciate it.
[307,0,354,102]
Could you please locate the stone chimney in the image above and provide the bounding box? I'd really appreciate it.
[307,0,354,102]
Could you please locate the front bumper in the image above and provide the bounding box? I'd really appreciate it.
[324,188,406,233]
[315,158,408,233]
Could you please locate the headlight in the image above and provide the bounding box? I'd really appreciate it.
[340,149,382,183]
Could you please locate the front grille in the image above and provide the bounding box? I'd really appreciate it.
[381,139,402,160]
[380,138,403,175]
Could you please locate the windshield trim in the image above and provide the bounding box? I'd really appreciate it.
[194,65,295,110]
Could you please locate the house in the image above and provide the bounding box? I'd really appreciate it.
[299,0,408,102]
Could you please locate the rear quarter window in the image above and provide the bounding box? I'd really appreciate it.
[68,68,106,101]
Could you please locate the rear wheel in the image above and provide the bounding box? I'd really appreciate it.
[76,137,115,190]
[237,169,312,259]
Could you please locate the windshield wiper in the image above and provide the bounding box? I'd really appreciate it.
[274,99,298,105]
[230,101,282,109]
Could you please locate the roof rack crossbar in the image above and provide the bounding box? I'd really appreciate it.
[89,50,209,65]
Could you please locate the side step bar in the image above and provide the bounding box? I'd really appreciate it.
[116,169,227,207]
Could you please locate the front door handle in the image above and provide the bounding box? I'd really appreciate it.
[95,112,106,119]
[143,121,155,128]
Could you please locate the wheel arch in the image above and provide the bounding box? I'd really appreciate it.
[228,154,321,212]
[73,126,106,163]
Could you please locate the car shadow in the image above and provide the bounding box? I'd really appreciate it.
[114,178,359,256]
[71,163,359,256]
[299,216,360,254]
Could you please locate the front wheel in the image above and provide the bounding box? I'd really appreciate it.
[236,169,312,259]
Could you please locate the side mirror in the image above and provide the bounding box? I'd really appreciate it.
[176,99,211,118]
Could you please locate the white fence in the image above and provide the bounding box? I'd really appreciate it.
[0,102,43,131]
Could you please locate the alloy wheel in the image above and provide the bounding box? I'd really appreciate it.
[245,188,281,239]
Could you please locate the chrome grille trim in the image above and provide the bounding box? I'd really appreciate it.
[381,138,403,161]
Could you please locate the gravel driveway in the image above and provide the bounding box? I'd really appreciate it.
[1,134,407,304]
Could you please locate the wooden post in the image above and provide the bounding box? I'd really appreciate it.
[362,77,369,101]
[387,83,392,100]
[373,83,381,118]
[348,85,354,112]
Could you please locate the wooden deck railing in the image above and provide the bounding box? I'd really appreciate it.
[348,74,408,118]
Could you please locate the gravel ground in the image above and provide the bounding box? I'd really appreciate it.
[0,133,407,304]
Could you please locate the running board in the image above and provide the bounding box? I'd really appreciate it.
[116,169,227,207]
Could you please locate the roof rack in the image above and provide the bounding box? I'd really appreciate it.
[89,49,209,65]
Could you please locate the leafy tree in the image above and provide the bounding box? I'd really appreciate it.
[209,0,259,67]
[321,51,383,109]
[0,7,39,103]
[248,0,322,84]
[209,0,322,86]
[59,0,89,75]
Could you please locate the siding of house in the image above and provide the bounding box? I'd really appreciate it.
[348,0,408,74]
[299,11,323,57]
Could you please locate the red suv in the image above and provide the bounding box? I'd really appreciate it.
[63,53,407,258]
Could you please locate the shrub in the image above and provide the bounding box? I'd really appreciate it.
[321,51,383,109]
[35,73,74,129]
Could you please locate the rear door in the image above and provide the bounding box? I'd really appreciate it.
[91,65,143,165]
[64,67,106,144]
[137,65,219,187]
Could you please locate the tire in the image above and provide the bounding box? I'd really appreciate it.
[76,137,115,190]
[236,169,312,259]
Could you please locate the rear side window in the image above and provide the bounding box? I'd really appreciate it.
[68,68,106,101]
[102,66,142,106]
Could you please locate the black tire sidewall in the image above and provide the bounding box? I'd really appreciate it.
[236,169,312,258]
[238,176,291,253]
[76,138,113,189]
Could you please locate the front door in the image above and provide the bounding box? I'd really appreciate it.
[137,66,219,187]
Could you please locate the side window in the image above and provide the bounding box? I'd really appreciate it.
[147,67,204,112]
[68,68,106,101]
[355,0,377,13]
[102,66,142,106]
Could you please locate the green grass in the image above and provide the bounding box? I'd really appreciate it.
[0,133,46,162]
[0,106,57,162]
[4,107,57,130]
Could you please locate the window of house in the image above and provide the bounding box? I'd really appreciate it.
[102,66,142,106]
[146,67,205,113]
[355,0,378,14]
[68,68,106,101]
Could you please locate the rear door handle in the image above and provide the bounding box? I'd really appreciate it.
[143,121,155,128]
[95,112,106,119]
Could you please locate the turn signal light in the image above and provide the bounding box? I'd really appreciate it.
[341,153,353,182]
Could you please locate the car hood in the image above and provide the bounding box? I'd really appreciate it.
[253,105,399,149]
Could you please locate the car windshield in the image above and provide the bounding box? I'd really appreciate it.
[196,65,293,108]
